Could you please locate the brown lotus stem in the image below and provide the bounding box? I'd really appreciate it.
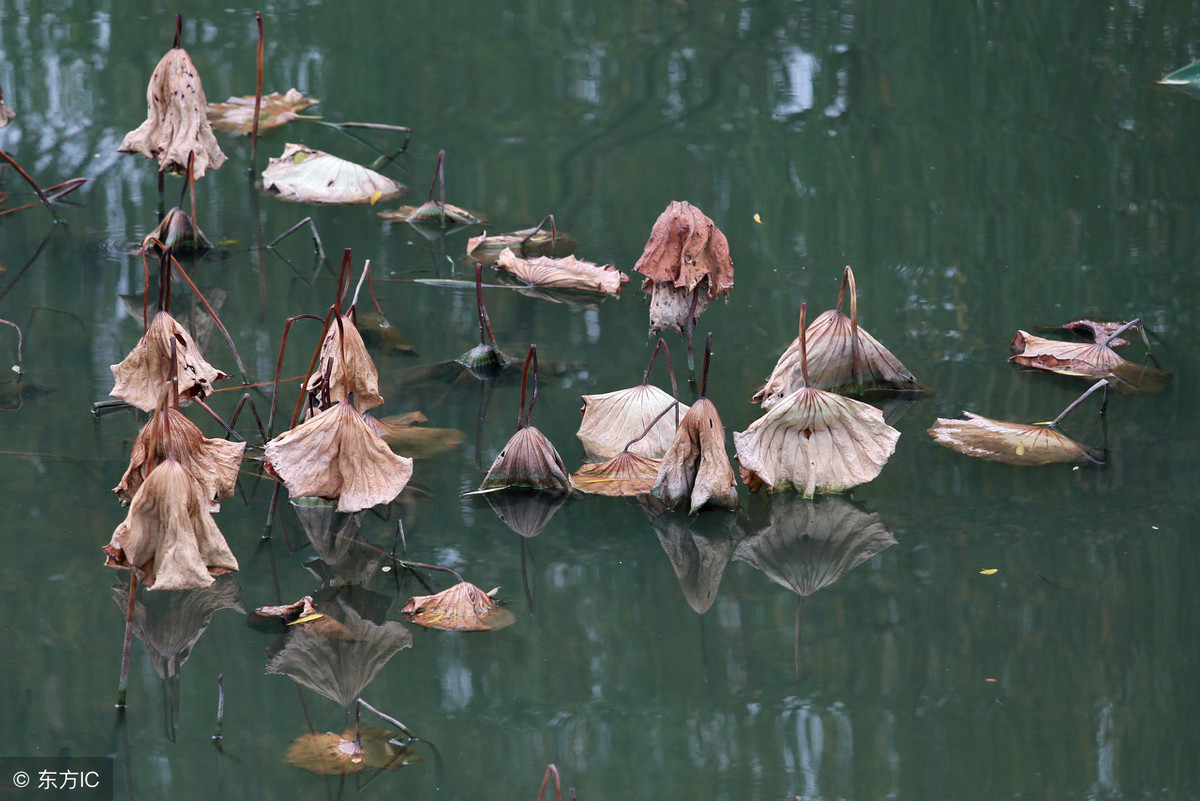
[350,259,370,311]
[173,13,182,49]
[537,764,562,801]
[684,286,701,381]
[0,150,62,223]
[842,266,861,391]
[1049,378,1109,427]
[474,262,499,350]
[187,151,197,226]
[521,214,557,256]
[161,247,251,382]
[250,12,264,174]
[335,248,353,313]
[270,312,327,435]
[517,345,539,429]
[0,177,86,218]
[620,399,680,453]
[266,216,327,261]
[356,698,416,739]
[116,572,138,708]
[644,338,680,426]
[427,150,447,228]
[698,332,713,398]
[1101,317,1142,349]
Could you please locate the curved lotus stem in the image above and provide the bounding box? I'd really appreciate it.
[517,345,539,429]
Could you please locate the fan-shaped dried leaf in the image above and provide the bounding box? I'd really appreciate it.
[378,200,481,225]
[652,398,739,513]
[478,425,571,493]
[570,450,662,496]
[363,412,464,459]
[400,582,515,631]
[577,384,688,461]
[110,311,230,411]
[118,47,227,177]
[115,408,245,512]
[306,314,383,411]
[207,88,318,136]
[263,143,405,205]
[734,385,900,496]
[264,398,414,512]
[103,458,239,590]
[286,728,422,775]
[467,227,577,266]
[1009,330,1171,393]
[495,248,627,295]
[928,412,1106,465]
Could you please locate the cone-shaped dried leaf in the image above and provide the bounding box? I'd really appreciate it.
[306,314,383,412]
[363,412,464,459]
[110,310,230,411]
[265,398,414,513]
[263,143,405,205]
[103,458,239,590]
[118,47,227,177]
[734,385,900,496]
[400,582,515,631]
[378,200,481,225]
[577,384,688,461]
[571,451,662,496]
[0,81,15,127]
[495,248,628,295]
[482,488,568,538]
[634,201,733,336]
[286,728,422,775]
[114,408,245,512]
[1009,330,1171,393]
[467,227,577,266]
[478,425,571,493]
[208,88,318,136]
[652,398,739,513]
[928,412,1106,466]
[144,206,211,254]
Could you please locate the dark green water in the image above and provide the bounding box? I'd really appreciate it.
[1,1,1198,799]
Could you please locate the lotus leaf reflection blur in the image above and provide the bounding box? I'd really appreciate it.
[262,143,405,205]
[356,311,417,355]
[289,498,366,568]
[118,44,227,178]
[401,581,515,631]
[286,727,423,775]
[1008,329,1172,394]
[752,266,920,407]
[735,495,896,675]
[207,88,318,136]
[482,488,569,538]
[649,509,737,615]
[109,310,230,411]
[363,411,464,459]
[494,248,628,295]
[928,413,1107,466]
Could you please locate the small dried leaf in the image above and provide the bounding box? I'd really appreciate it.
[466,227,577,266]
[401,581,515,631]
[378,200,481,225]
[570,451,663,496]
[652,398,739,513]
[927,412,1106,466]
[286,728,422,775]
[494,248,628,295]
[263,143,405,205]
[577,384,688,461]
[1009,330,1171,393]
[208,88,318,136]
[109,310,230,411]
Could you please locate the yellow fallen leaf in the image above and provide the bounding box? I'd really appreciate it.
[753,212,763,224]
[370,189,382,205]
[980,568,998,575]
[290,612,325,625]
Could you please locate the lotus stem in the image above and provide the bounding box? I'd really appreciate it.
[116,572,138,709]
[798,303,810,388]
[537,764,562,801]
[474,262,499,350]
[0,149,62,223]
[356,698,416,739]
[517,344,539,429]
[619,399,680,453]
[684,287,700,381]
[350,259,370,311]
[172,13,182,49]
[1049,378,1109,427]
[160,247,252,382]
[267,217,328,261]
[269,312,326,436]
[250,12,264,174]
[698,332,713,398]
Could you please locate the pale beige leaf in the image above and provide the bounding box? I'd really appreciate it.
[110,310,230,411]
[263,143,405,205]
[577,383,688,461]
[401,582,515,631]
[305,314,383,411]
[494,248,628,295]
[1009,330,1171,393]
[652,397,739,513]
[207,88,318,136]
[927,412,1106,465]
[570,451,662,496]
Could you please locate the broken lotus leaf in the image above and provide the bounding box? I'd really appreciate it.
[467,226,577,266]
[110,310,230,411]
[286,727,422,775]
[494,248,628,295]
[264,398,414,513]
[570,451,662,497]
[928,412,1106,466]
[478,425,572,493]
[378,200,481,226]
[144,206,212,254]
[753,266,919,407]
[305,313,384,412]
[1040,318,1138,347]
[633,200,734,337]
[207,88,318,136]
[114,407,245,512]
[103,458,239,590]
[577,383,688,461]
[400,581,515,631]
[1009,330,1171,393]
[118,46,227,178]
[263,143,405,205]
[363,411,464,459]
[652,397,739,513]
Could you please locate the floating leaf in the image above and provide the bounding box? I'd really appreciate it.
[363,412,464,459]
[1037,318,1139,347]
[263,143,405,205]
[207,88,318,136]
[927,412,1106,466]
[118,46,227,177]
[494,248,628,295]
[110,310,230,412]
[286,727,422,775]
[400,581,515,631]
[570,450,662,496]
[466,226,576,266]
[1008,330,1171,393]
[378,199,481,226]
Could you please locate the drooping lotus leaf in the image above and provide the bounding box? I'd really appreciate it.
[1039,318,1138,347]
[263,143,405,205]
[467,227,577,266]
[478,425,571,493]
[927,412,1106,466]
[570,450,662,496]
[305,313,384,412]
[634,200,734,337]
[143,206,211,254]
[577,383,687,461]
[104,458,239,590]
[1009,330,1171,393]
[118,46,227,177]
[110,310,230,412]
[264,398,414,513]
[207,88,318,136]
[115,407,245,512]
[494,248,628,295]
[400,581,515,631]
[286,728,422,775]
[652,397,739,513]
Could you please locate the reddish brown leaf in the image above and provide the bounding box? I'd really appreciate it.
[570,450,663,496]
[1009,330,1171,393]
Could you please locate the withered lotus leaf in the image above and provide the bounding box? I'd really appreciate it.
[144,206,211,254]
[577,384,688,461]
[363,412,464,459]
[927,412,1106,466]
[467,227,577,266]
[207,88,318,136]
[734,386,900,496]
[378,200,481,225]
[1046,318,1138,347]
[110,310,230,411]
[114,408,245,512]
[103,458,239,590]
[118,47,227,177]
[264,398,414,513]
[479,425,571,493]
[652,397,739,513]
[0,81,13,127]
[634,201,734,336]
[1009,330,1172,393]
[495,248,628,295]
[400,581,514,631]
[263,143,405,205]
[570,451,663,496]
[305,314,383,412]
[286,728,422,775]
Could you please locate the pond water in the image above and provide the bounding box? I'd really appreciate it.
[2,1,1198,799]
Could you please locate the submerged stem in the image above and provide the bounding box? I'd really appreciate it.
[1049,378,1109,427]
